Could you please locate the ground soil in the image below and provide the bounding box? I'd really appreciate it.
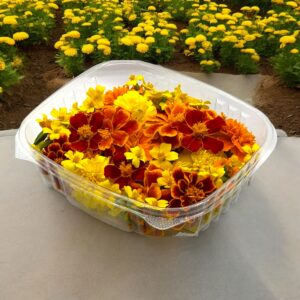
[0,19,299,135]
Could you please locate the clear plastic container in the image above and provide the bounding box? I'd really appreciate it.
[15,60,277,237]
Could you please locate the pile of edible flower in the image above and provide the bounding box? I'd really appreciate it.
[33,75,259,209]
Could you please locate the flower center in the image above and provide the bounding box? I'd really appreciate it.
[78,124,94,140]
[186,185,205,200]
[192,122,208,138]
[98,128,111,140]
[119,162,133,177]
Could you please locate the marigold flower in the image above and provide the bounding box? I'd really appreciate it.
[180,109,225,153]
[62,151,85,171]
[81,44,94,54]
[150,143,178,169]
[0,59,6,71]
[290,48,299,54]
[169,168,216,207]
[43,120,70,140]
[3,16,17,25]
[136,43,149,54]
[64,48,78,57]
[125,146,147,168]
[13,32,29,41]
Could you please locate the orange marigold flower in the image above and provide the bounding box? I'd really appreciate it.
[169,167,216,208]
[104,86,129,105]
[180,109,225,153]
[221,118,255,158]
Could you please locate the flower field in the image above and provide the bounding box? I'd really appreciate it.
[0,0,299,94]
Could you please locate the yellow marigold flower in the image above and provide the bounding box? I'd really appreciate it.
[81,85,105,112]
[24,11,33,17]
[286,1,297,8]
[128,14,137,21]
[61,151,85,171]
[120,36,133,46]
[13,32,29,41]
[66,30,80,39]
[244,34,256,42]
[51,107,70,123]
[185,37,196,46]
[242,143,260,162]
[0,87,3,94]
[0,37,15,46]
[113,26,123,31]
[251,54,260,62]
[195,34,206,42]
[145,197,169,209]
[82,22,91,27]
[290,48,299,54]
[125,146,147,168]
[136,43,149,53]
[200,60,214,66]
[64,48,77,57]
[0,59,6,71]
[202,40,212,50]
[114,90,156,121]
[145,36,155,44]
[3,16,17,25]
[97,38,110,46]
[12,56,22,67]
[42,120,70,140]
[241,48,256,54]
[148,6,156,11]
[181,29,189,34]
[102,46,111,56]
[217,24,226,32]
[160,29,169,36]
[280,35,296,45]
[54,41,64,49]
[222,35,238,43]
[157,170,173,188]
[123,186,144,204]
[81,44,94,54]
[251,6,260,12]
[71,17,81,24]
[150,143,178,169]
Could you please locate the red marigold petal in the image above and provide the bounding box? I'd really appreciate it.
[55,134,68,144]
[206,116,226,134]
[132,166,146,182]
[70,112,88,129]
[145,169,162,186]
[185,110,204,127]
[162,136,180,148]
[178,179,188,192]
[113,108,130,129]
[203,136,224,154]
[47,151,57,160]
[181,135,202,152]
[168,198,182,208]
[62,142,72,151]
[71,140,88,152]
[147,183,162,199]
[171,185,183,199]
[89,133,101,150]
[201,177,216,194]
[104,165,121,179]
[98,136,113,151]
[158,124,177,137]
[47,142,61,152]
[90,111,104,132]
[144,124,161,137]
[112,130,128,147]
[172,167,185,183]
[69,130,79,143]
[116,177,130,189]
[121,120,139,134]
[174,121,193,134]
[161,189,172,200]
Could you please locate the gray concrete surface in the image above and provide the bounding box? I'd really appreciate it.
[0,132,300,300]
